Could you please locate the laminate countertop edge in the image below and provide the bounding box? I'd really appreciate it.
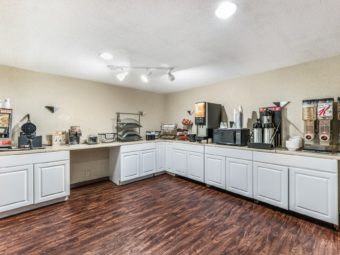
[1,139,340,161]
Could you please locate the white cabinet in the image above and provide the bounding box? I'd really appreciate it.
[289,167,338,224]
[111,143,157,184]
[156,142,166,172]
[0,164,34,213]
[188,152,204,182]
[140,150,156,176]
[165,143,173,173]
[205,154,225,189]
[121,152,140,181]
[172,149,188,177]
[226,158,253,198]
[253,162,288,209]
[34,160,70,204]
[0,151,70,218]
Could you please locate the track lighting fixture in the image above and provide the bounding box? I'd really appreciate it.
[168,69,175,82]
[115,68,129,82]
[108,65,175,83]
[141,70,152,83]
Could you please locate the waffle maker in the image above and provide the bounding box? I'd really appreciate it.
[18,114,42,149]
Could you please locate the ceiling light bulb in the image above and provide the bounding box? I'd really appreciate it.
[141,70,152,83]
[215,1,237,20]
[99,52,113,60]
[168,71,175,82]
[141,74,149,83]
[116,71,128,82]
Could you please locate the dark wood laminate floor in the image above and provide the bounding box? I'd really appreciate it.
[1,174,340,255]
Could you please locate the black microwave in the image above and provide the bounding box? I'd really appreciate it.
[213,129,250,146]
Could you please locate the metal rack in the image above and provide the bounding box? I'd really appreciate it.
[116,111,143,142]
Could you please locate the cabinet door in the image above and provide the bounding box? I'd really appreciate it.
[156,143,166,172]
[165,143,173,173]
[0,164,33,212]
[121,152,140,181]
[34,160,70,203]
[205,154,225,189]
[226,158,253,198]
[188,152,204,182]
[289,167,338,224]
[253,162,288,209]
[172,149,187,177]
[140,149,156,176]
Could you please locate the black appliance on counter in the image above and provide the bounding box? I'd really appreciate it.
[248,102,288,150]
[18,114,42,149]
[195,102,221,141]
[213,128,250,146]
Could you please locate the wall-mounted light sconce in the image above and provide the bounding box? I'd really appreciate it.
[45,106,59,113]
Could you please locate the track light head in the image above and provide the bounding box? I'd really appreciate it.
[141,70,152,83]
[168,69,175,82]
[116,71,128,82]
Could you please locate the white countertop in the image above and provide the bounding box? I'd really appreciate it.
[1,139,340,160]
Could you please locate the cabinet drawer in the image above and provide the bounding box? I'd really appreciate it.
[172,143,204,153]
[205,146,252,160]
[121,143,156,153]
[253,151,337,173]
[0,151,70,168]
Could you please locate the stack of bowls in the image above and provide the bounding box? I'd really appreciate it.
[286,136,303,151]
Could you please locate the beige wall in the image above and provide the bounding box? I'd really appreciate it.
[0,65,165,183]
[2,54,340,184]
[165,55,340,140]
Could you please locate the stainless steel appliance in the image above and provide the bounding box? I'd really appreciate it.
[145,131,156,140]
[252,119,262,143]
[160,124,177,139]
[303,98,338,152]
[248,102,288,149]
[195,102,221,141]
[98,133,116,143]
[213,128,250,146]
[0,108,13,148]
[86,135,99,145]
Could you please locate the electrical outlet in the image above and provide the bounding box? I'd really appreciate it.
[85,169,91,177]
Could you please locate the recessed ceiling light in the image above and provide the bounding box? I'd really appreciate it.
[215,1,237,20]
[99,52,113,60]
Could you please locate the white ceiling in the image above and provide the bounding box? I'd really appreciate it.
[1,0,340,93]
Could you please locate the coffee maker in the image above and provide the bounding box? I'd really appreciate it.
[195,102,221,141]
[249,102,286,149]
[303,98,338,152]
[0,108,13,148]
